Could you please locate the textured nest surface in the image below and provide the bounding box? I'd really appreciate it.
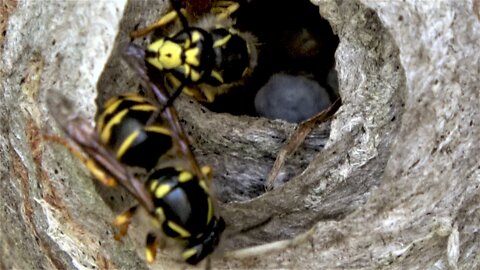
[1,0,479,269]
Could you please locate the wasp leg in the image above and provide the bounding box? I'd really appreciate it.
[113,205,139,240]
[43,135,117,187]
[123,43,204,180]
[224,225,317,259]
[212,1,240,21]
[130,8,186,38]
[265,98,342,190]
[205,257,211,270]
[165,73,216,104]
[197,84,227,103]
[145,232,160,263]
[200,165,213,186]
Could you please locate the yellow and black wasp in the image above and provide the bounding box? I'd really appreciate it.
[45,74,225,265]
[95,93,173,170]
[130,0,258,105]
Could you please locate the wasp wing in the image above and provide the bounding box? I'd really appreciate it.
[47,92,155,212]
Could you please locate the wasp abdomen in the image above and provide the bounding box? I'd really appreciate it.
[210,28,250,84]
[96,94,173,169]
[147,168,213,237]
[146,167,224,264]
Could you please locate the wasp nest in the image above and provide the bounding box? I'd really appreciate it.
[1,0,479,269]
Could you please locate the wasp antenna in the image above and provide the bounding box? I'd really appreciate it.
[122,43,171,106]
[169,0,189,30]
[159,81,185,114]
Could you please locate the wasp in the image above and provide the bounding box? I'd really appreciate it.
[95,93,174,170]
[45,81,225,265]
[130,0,258,106]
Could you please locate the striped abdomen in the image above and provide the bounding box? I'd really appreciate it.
[96,94,173,170]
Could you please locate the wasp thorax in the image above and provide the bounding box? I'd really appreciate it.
[147,39,183,70]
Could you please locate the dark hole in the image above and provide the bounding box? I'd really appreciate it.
[202,0,340,120]
[138,0,340,122]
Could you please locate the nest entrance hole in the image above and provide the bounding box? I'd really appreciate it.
[204,0,340,120]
